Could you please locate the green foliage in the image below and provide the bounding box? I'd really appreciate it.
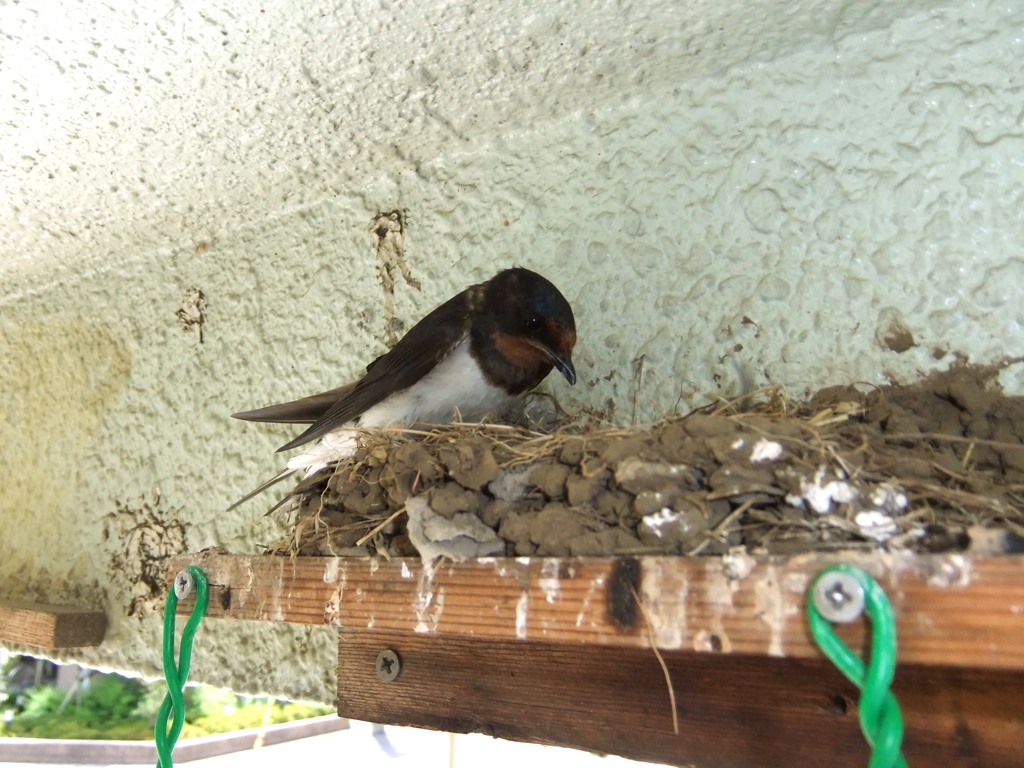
[1,676,149,740]
[181,700,334,739]
[1,713,153,740]
[20,686,64,718]
[79,675,146,721]
[188,686,237,720]
[0,649,11,694]
[132,681,218,725]
[131,682,172,724]
[0,674,333,741]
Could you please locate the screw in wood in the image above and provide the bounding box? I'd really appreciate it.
[375,649,401,682]
[812,571,866,624]
[174,570,195,600]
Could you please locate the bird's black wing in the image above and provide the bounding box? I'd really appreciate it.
[275,287,475,452]
[232,383,357,425]
[233,345,391,426]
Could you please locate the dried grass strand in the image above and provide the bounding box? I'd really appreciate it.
[633,586,679,735]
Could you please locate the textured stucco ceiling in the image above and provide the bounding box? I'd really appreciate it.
[1,0,946,296]
[2,0,1024,701]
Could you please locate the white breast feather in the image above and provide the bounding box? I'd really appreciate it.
[286,340,513,475]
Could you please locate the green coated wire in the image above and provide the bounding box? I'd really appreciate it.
[155,566,209,768]
[807,565,908,768]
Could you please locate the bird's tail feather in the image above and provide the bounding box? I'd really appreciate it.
[232,384,355,425]
[262,489,300,517]
[227,467,298,512]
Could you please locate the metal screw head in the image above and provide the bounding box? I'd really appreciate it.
[812,572,865,624]
[174,570,195,600]
[375,649,400,682]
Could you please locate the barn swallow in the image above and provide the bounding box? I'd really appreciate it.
[228,267,577,511]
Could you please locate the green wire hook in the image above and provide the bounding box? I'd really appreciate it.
[808,564,908,768]
[155,565,209,768]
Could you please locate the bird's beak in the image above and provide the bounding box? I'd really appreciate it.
[529,340,576,385]
[553,353,577,385]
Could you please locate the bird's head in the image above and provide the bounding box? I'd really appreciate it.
[483,268,577,385]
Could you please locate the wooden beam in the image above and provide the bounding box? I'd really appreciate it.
[0,600,107,649]
[169,551,1024,670]
[336,631,1024,768]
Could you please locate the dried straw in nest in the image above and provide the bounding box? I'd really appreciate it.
[265,365,1024,560]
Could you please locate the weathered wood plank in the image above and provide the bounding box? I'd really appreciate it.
[336,632,1024,768]
[169,551,1024,669]
[0,600,107,649]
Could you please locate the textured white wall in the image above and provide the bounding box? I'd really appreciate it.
[2,0,1023,700]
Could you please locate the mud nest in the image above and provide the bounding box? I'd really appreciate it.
[265,365,1024,560]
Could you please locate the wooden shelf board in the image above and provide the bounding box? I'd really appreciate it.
[335,631,1024,768]
[169,550,1024,670]
[0,599,107,649]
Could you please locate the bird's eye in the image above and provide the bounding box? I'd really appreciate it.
[525,316,543,331]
